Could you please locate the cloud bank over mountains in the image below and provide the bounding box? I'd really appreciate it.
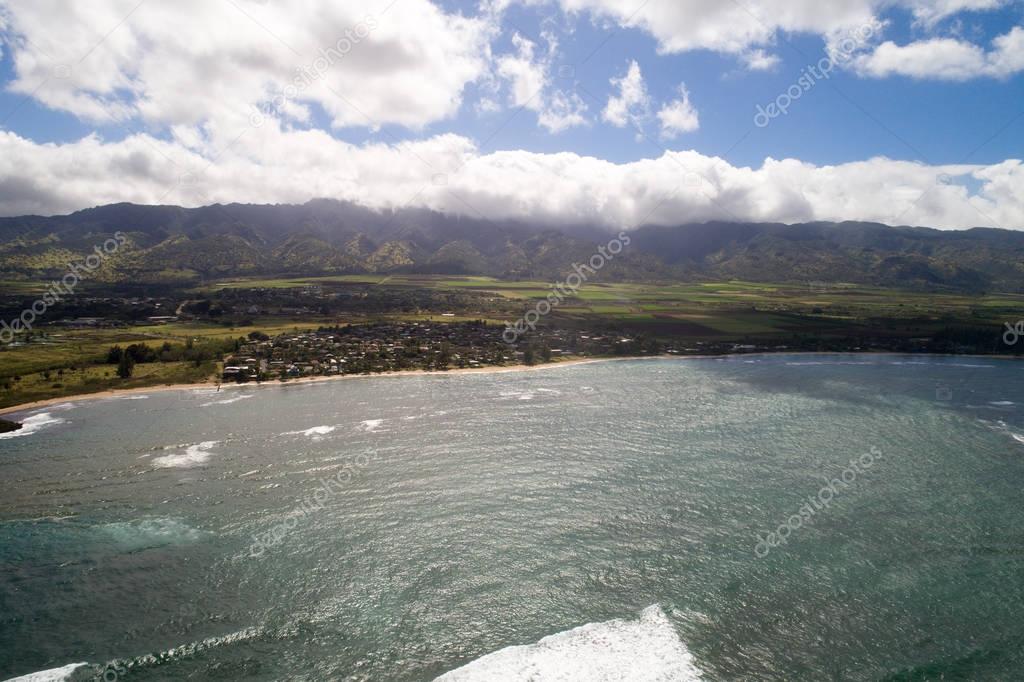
[1,127,1019,230]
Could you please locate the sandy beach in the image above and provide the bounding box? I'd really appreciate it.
[1,351,1017,418]
[0,356,627,417]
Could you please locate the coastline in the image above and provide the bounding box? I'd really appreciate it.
[0,350,1018,418]
[0,356,621,417]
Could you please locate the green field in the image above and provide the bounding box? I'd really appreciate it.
[0,318,338,410]
[2,274,1022,411]
[0,360,216,409]
[199,274,1024,338]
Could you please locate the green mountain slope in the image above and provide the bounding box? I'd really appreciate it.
[1,201,1022,292]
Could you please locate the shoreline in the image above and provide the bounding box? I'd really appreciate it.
[0,356,618,417]
[0,350,1019,417]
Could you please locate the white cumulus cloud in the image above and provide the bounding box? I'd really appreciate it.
[602,60,649,128]
[557,0,1011,78]
[853,26,1024,79]
[0,128,1021,230]
[906,0,1009,28]
[657,85,700,138]
[497,33,548,109]
[559,0,882,57]
[0,0,492,130]
[495,31,588,133]
[0,0,1021,234]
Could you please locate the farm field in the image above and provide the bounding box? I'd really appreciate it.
[2,275,1022,411]
[201,274,1024,337]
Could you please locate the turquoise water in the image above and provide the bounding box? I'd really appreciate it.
[1,355,1023,681]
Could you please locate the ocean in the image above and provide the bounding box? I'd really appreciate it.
[1,355,1023,680]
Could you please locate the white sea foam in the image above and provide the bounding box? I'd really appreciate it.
[978,419,1024,446]
[44,402,77,412]
[124,625,265,666]
[500,391,535,401]
[990,401,1016,406]
[283,425,336,439]
[0,412,65,439]
[295,464,345,474]
[5,663,89,681]
[152,441,218,468]
[200,394,254,407]
[8,625,264,681]
[435,605,702,681]
[31,626,268,682]
[99,517,207,549]
[358,419,383,432]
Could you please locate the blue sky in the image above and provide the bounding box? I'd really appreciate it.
[451,1,1024,168]
[0,0,1022,228]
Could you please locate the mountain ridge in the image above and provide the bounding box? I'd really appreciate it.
[1,200,1022,292]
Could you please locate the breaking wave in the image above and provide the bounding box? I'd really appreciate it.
[435,605,702,681]
[200,394,253,407]
[4,662,89,681]
[7,626,264,681]
[152,441,218,468]
[283,425,336,439]
[358,419,383,432]
[0,412,65,439]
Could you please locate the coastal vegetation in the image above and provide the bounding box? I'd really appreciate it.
[4,201,1024,293]
[218,321,634,382]
[0,271,1021,410]
[3,201,1022,414]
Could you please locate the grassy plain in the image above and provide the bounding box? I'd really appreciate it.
[2,274,1022,411]
[0,319,334,410]
[203,274,1024,338]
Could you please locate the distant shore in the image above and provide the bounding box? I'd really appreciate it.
[0,356,621,417]
[0,350,1018,418]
